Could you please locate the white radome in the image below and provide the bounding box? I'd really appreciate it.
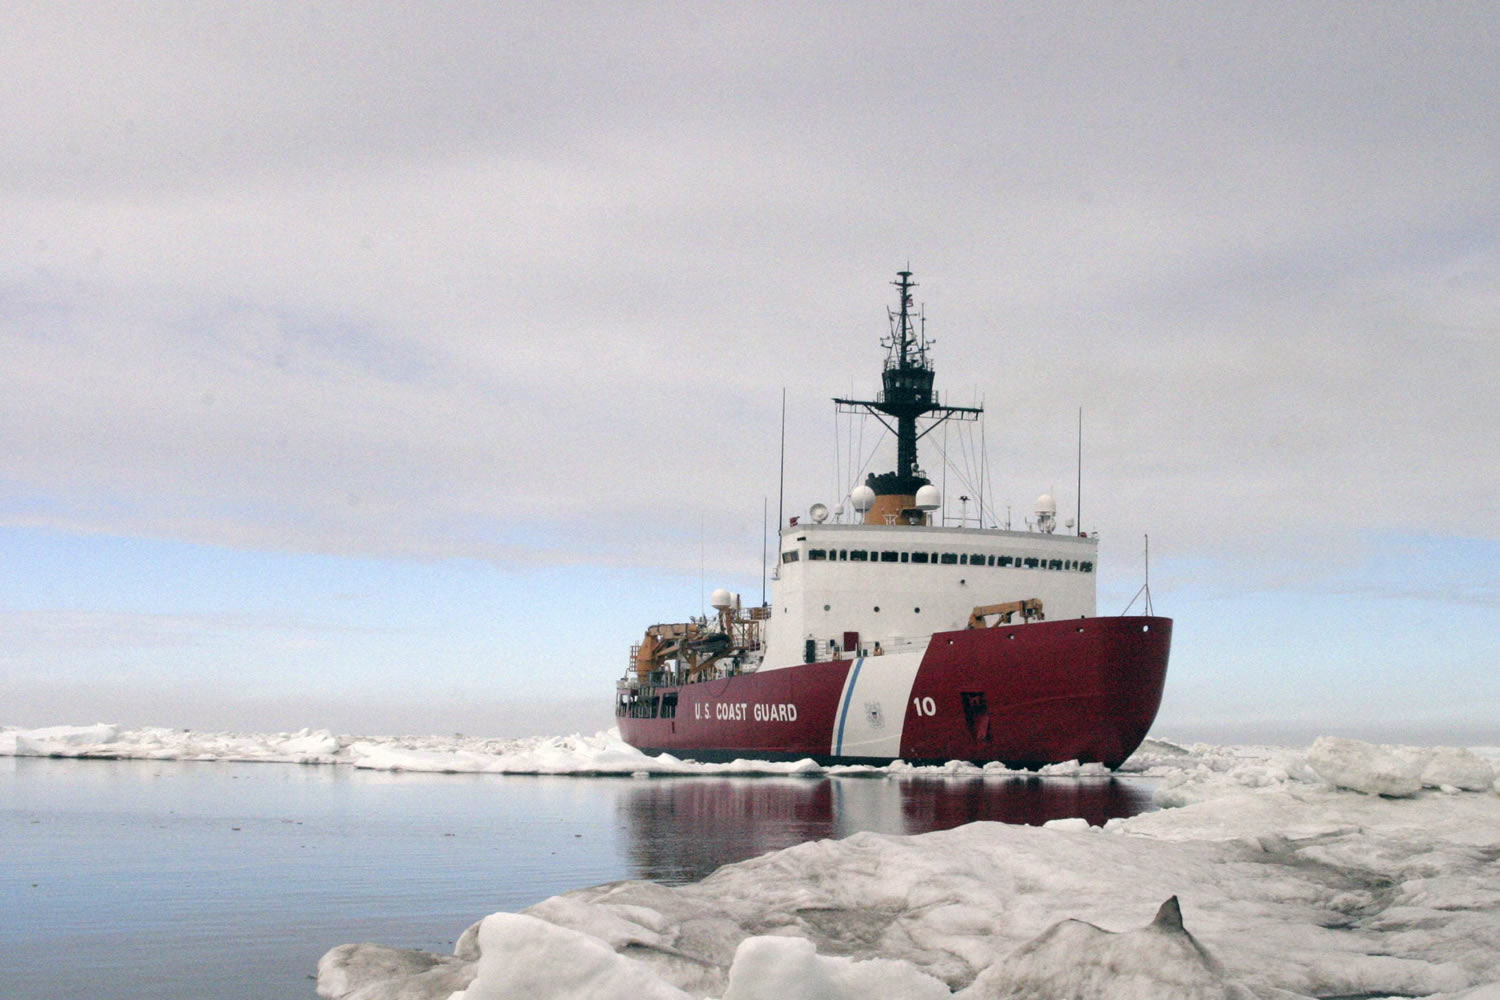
[850,485,876,512]
[914,484,941,510]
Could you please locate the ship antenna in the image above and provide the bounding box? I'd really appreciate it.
[777,387,786,529]
[832,270,982,502]
[1076,406,1083,535]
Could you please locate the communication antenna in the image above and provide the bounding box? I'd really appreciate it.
[777,388,786,530]
[1122,534,1155,616]
[979,407,988,528]
[761,496,768,606]
[1076,407,1083,536]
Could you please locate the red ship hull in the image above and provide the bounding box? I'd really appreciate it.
[618,616,1171,769]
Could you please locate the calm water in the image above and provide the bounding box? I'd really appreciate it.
[1,756,1153,1000]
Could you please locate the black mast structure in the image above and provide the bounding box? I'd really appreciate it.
[835,271,982,513]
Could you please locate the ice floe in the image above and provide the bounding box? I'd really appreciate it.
[304,735,1499,1000]
[0,724,825,774]
[6,725,1498,998]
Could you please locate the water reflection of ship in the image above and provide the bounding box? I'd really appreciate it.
[619,775,1154,885]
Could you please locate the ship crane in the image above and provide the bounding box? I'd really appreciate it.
[967,599,1045,629]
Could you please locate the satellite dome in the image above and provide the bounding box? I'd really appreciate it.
[1034,494,1057,534]
[914,484,941,511]
[710,588,733,610]
[850,485,876,512]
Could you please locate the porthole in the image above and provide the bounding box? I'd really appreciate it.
[824,604,831,611]
[913,607,921,613]
[873,606,881,613]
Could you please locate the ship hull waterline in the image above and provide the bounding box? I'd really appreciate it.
[618,616,1171,769]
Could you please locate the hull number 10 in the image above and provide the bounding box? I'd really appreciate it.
[912,696,937,716]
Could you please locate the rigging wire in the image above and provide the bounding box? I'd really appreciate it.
[1121,535,1155,616]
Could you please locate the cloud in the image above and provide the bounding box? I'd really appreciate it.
[3,2,1498,582]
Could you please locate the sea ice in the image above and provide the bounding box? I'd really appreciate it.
[303,734,1500,1000]
[6,724,1497,998]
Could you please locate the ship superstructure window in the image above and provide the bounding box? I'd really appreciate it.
[777,542,1091,572]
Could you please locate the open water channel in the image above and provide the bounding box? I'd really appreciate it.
[1,756,1154,999]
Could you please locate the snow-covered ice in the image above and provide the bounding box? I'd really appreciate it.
[0,723,827,774]
[6,726,1498,998]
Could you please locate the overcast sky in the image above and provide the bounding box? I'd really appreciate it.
[3,2,1497,744]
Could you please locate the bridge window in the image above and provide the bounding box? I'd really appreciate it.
[1080,561,1094,573]
[1048,559,1063,570]
[998,555,1013,567]
[781,551,799,564]
[911,551,929,564]
[900,552,909,563]
[849,550,868,561]
[939,552,958,565]
[1023,557,1039,568]
[808,549,827,560]
[881,551,899,562]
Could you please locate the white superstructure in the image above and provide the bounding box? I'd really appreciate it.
[759,521,1098,670]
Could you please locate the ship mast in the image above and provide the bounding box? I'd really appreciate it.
[835,271,982,523]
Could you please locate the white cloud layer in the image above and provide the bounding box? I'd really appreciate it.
[3,3,1498,736]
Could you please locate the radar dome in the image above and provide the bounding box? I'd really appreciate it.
[914,484,941,511]
[1034,493,1057,534]
[850,485,876,512]
[709,588,733,610]
[809,502,829,523]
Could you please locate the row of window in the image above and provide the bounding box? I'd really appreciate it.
[781,548,1093,573]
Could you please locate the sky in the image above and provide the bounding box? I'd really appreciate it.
[3,2,1497,744]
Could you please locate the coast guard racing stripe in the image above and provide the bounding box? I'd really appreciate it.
[830,650,924,758]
